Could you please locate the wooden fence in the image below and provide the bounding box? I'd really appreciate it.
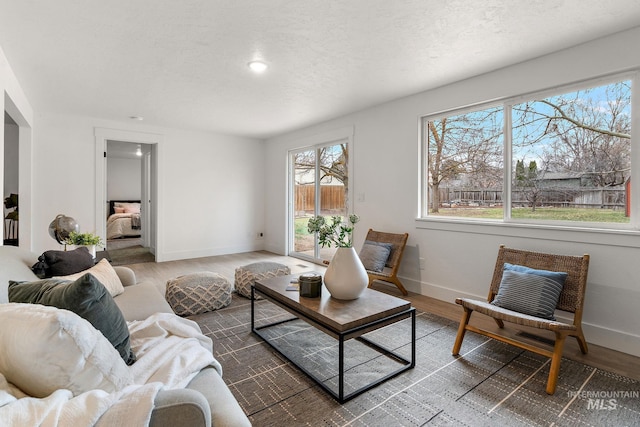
[294,185,345,214]
[436,186,626,209]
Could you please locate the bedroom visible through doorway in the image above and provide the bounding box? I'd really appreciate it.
[105,140,154,264]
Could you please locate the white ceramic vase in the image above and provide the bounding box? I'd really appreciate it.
[85,244,97,259]
[70,244,96,258]
[323,247,369,300]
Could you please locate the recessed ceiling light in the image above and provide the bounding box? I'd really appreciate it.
[129,116,144,121]
[248,61,268,73]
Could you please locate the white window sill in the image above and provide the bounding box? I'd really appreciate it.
[415,217,640,248]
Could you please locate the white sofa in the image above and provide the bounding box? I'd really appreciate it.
[0,245,251,427]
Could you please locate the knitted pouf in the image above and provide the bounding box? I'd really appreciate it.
[165,271,232,316]
[234,262,291,299]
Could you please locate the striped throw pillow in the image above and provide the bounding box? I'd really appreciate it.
[491,264,567,320]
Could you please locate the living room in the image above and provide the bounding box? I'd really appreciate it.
[2,1,640,425]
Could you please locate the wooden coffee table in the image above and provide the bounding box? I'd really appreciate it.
[251,274,415,403]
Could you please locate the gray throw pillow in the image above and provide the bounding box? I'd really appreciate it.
[35,246,95,278]
[491,264,567,320]
[8,274,136,365]
[359,241,392,272]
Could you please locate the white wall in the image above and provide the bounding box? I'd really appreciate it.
[107,157,141,201]
[265,27,640,357]
[31,112,266,262]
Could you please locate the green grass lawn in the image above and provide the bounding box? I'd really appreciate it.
[432,207,629,223]
[294,217,312,236]
[297,209,629,227]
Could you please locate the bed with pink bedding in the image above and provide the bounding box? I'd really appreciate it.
[107,200,142,240]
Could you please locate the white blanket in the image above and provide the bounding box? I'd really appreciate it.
[0,313,219,427]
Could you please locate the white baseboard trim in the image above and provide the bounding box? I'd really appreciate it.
[159,244,264,262]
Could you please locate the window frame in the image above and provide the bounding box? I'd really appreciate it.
[419,71,639,232]
[287,126,354,263]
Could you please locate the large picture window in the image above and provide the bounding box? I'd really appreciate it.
[426,105,504,220]
[422,75,634,228]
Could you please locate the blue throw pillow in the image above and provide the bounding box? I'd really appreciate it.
[503,263,568,284]
[491,263,567,320]
[359,241,392,272]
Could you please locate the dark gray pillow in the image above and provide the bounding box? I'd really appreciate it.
[35,246,94,278]
[8,274,136,365]
[491,265,567,320]
[359,241,392,272]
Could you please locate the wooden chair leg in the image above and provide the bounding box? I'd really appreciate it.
[493,318,505,328]
[546,334,567,395]
[368,275,409,296]
[452,308,473,355]
[574,329,589,354]
[391,276,408,296]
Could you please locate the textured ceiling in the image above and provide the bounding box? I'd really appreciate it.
[1,1,640,139]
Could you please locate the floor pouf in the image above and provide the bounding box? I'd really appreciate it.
[165,271,232,316]
[234,262,291,299]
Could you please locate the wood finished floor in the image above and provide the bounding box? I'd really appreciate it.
[123,250,640,381]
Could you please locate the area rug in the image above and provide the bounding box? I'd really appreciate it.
[190,296,640,426]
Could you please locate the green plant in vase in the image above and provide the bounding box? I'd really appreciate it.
[65,231,104,247]
[64,231,104,258]
[307,214,367,300]
[307,214,360,248]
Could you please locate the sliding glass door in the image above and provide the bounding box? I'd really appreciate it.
[289,141,349,263]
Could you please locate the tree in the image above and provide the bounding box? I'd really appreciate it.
[514,160,540,211]
[427,79,631,215]
[294,143,349,212]
[427,107,503,213]
[512,81,630,187]
[294,144,347,184]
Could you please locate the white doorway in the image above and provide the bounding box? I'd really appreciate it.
[105,140,152,256]
[3,93,32,250]
[287,127,354,264]
[94,128,161,262]
[3,112,19,246]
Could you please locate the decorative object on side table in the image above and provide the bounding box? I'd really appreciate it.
[307,214,368,300]
[3,193,18,246]
[48,214,79,247]
[64,231,104,259]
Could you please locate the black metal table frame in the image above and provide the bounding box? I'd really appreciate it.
[251,285,416,403]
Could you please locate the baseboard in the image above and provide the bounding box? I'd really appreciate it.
[159,243,264,262]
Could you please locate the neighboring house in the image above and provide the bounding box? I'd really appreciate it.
[532,172,626,208]
[533,171,589,189]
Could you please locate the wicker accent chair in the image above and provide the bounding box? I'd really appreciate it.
[364,229,409,296]
[452,245,590,395]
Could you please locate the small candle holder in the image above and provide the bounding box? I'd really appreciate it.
[299,273,322,298]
